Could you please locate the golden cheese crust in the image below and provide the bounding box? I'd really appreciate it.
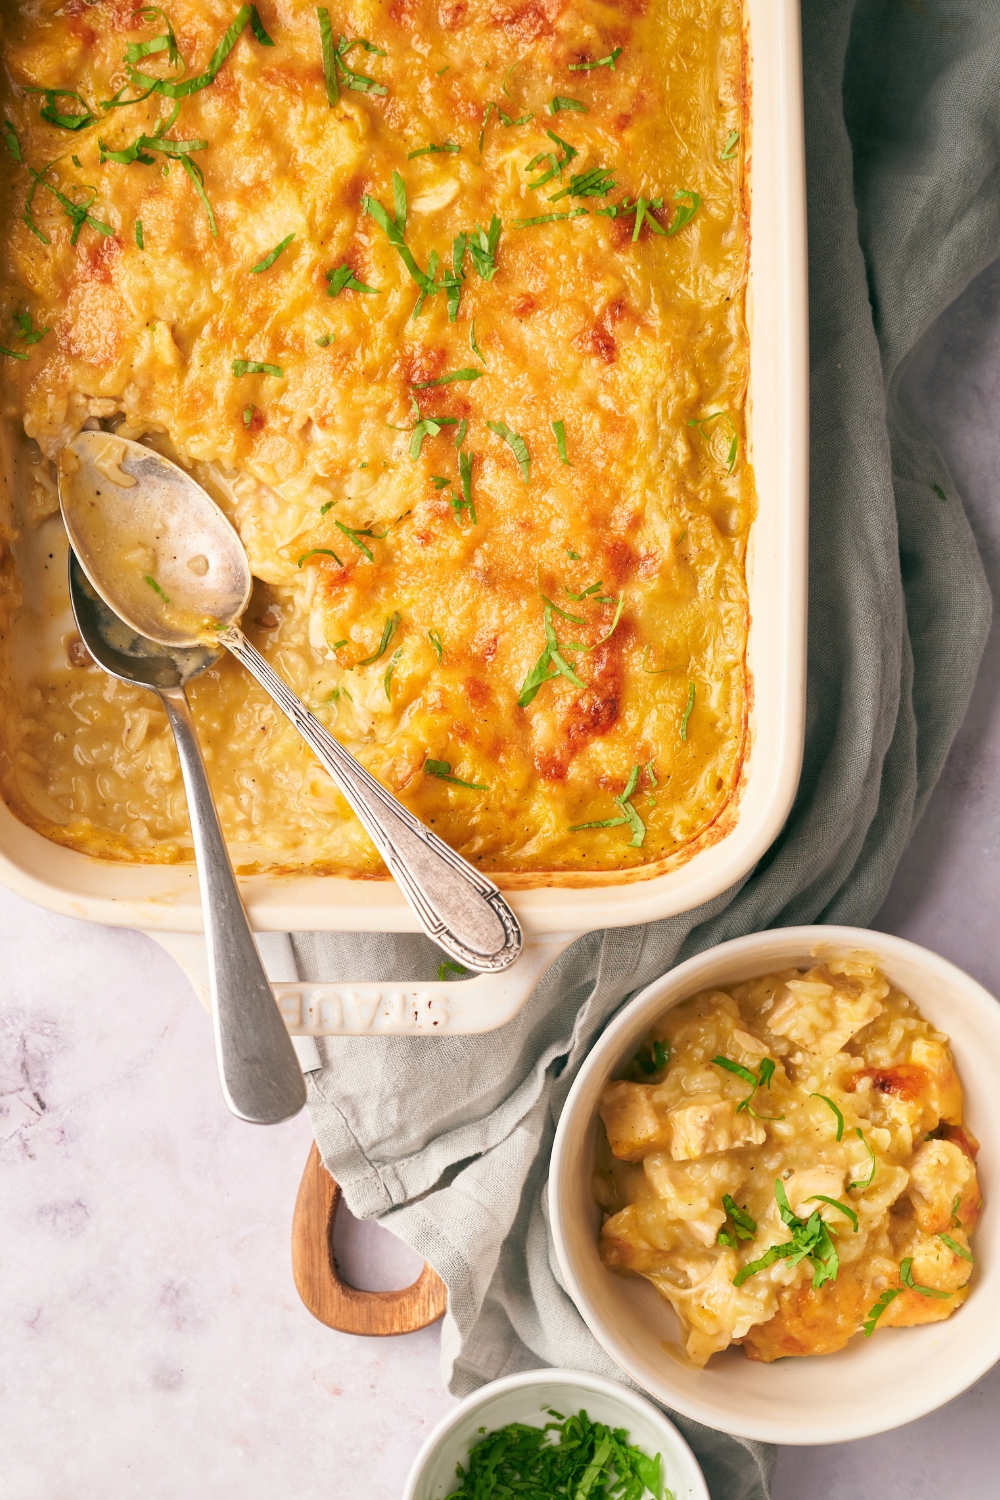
[0,0,751,878]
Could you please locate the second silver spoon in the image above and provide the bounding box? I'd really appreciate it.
[57,431,522,975]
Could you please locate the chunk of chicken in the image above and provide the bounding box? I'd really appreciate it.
[765,977,883,1058]
[647,1249,773,1366]
[665,1098,766,1160]
[783,1165,847,1221]
[907,1139,980,1235]
[598,1082,672,1161]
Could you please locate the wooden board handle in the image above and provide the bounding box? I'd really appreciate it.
[291,1142,447,1335]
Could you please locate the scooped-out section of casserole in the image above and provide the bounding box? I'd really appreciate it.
[594,956,981,1365]
[0,0,752,878]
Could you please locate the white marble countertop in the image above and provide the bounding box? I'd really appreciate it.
[4,257,1000,1499]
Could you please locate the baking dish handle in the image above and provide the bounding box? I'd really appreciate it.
[146,929,579,1035]
[291,1142,447,1335]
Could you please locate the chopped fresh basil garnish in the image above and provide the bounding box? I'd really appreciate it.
[317,7,339,104]
[315,333,334,346]
[933,482,947,500]
[568,47,622,70]
[465,215,502,280]
[806,1196,859,1231]
[720,129,740,161]
[565,579,602,600]
[243,404,255,427]
[451,450,476,524]
[412,368,482,388]
[0,345,28,361]
[232,359,283,377]
[251,232,294,273]
[2,119,22,161]
[549,166,615,203]
[514,209,589,227]
[478,101,533,151]
[112,4,273,106]
[357,612,401,664]
[409,410,459,459]
[27,87,95,132]
[718,1194,757,1247]
[143,573,170,602]
[334,519,387,561]
[363,183,442,317]
[135,218,144,248]
[383,645,403,699]
[428,627,444,660]
[688,410,738,472]
[297,547,343,567]
[668,188,702,235]
[849,1127,877,1191]
[680,680,695,739]
[863,1286,902,1335]
[547,96,588,114]
[569,764,645,848]
[633,1038,669,1075]
[470,320,486,364]
[424,758,488,790]
[454,418,468,449]
[551,418,570,465]
[326,263,379,296]
[711,1054,782,1118]
[487,420,529,482]
[900,1256,952,1298]
[810,1093,845,1141]
[14,311,49,345]
[733,1179,839,1291]
[938,1233,973,1264]
[437,960,468,980]
[22,165,113,246]
[407,141,459,158]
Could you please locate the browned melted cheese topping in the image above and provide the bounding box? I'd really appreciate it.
[0,0,751,879]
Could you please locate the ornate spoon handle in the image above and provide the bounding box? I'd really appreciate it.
[217,626,522,974]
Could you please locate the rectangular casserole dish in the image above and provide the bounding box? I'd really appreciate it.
[0,0,807,1032]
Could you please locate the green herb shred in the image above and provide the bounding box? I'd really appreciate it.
[326,263,380,296]
[547,96,588,114]
[232,359,283,377]
[718,1194,757,1247]
[569,763,645,848]
[487,419,529,483]
[863,1286,902,1336]
[412,367,482,388]
[428,627,444,660]
[810,1093,845,1141]
[424,758,488,791]
[14,311,50,345]
[733,1179,839,1291]
[250,232,294,272]
[470,320,486,364]
[633,1038,669,1075]
[28,87,96,132]
[568,47,623,70]
[438,961,468,980]
[680,681,695,739]
[720,128,740,161]
[135,218,144,248]
[143,573,170,602]
[3,119,22,161]
[407,140,459,158]
[849,1127,877,1191]
[297,547,343,567]
[383,645,403,699]
[357,611,401,664]
[243,403,255,427]
[938,1233,973,1264]
[551,418,570,465]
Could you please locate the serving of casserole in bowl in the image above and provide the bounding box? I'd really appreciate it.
[0,0,806,1026]
[549,927,1000,1444]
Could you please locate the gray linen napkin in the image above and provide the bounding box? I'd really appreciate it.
[267,2,1000,1494]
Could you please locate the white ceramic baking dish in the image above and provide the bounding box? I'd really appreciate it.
[0,0,807,1034]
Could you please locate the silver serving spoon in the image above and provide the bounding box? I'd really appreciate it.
[68,553,306,1125]
[57,431,522,974]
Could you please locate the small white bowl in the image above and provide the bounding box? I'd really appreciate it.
[549,926,1000,1445]
[402,1368,709,1500]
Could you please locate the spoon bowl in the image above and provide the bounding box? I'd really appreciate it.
[59,431,250,647]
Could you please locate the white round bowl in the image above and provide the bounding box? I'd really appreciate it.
[550,926,1000,1445]
[403,1368,709,1500]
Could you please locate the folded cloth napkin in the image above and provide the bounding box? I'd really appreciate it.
[262,2,1000,1494]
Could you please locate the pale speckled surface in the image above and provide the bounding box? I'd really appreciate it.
[2,257,999,1499]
